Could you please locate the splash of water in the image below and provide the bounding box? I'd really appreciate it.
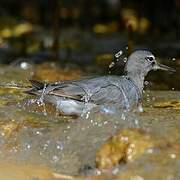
[115,50,123,58]
[37,83,47,115]
[108,50,124,73]
[109,62,115,69]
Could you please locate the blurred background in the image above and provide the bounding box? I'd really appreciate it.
[0,0,179,90]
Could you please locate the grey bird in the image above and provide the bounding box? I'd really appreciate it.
[26,50,175,116]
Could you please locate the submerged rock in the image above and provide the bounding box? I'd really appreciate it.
[0,121,21,139]
[96,128,155,169]
[154,100,180,109]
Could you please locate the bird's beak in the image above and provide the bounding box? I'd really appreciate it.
[153,63,176,72]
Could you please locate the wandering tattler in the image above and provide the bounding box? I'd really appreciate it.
[27,50,175,115]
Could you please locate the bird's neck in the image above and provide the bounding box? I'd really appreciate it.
[127,72,146,93]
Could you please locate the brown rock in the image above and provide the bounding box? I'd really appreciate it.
[96,129,155,169]
[0,122,21,139]
[154,100,180,109]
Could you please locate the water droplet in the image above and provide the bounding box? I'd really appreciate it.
[56,141,64,150]
[36,131,41,135]
[144,81,149,85]
[121,136,128,141]
[138,105,143,112]
[170,153,176,159]
[94,122,98,126]
[123,57,127,62]
[10,146,18,153]
[98,123,102,127]
[85,111,90,119]
[20,62,31,70]
[96,169,102,175]
[112,167,119,175]
[134,119,139,127]
[52,155,59,162]
[57,145,61,150]
[146,148,154,154]
[121,113,126,120]
[43,143,49,150]
[115,50,123,58]
[25,143,31,150]
[109,62,115,69]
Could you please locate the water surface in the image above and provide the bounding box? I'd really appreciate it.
[0,64,179,179]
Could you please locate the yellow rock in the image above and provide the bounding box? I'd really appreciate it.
[154,100,180,110]
[0,122,21,139]
[13,23,33,37]
[96,129,154,169]
[0,28,12,38]
[0,22,34,38]
[93,22,119,34]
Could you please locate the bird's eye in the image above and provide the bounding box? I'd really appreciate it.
[145,56,154,62]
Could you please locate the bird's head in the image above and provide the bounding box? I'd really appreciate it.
[125,50,175,76]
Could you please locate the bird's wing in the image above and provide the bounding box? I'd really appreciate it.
[49,83,86,101]
[27,78,124,105]
[90,84,124,104]
[50,83,124,105]
[26,79,86,101]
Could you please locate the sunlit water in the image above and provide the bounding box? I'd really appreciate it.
[0,65,179,178]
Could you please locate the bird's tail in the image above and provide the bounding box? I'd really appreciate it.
[28,79,45,89]
[24,79,46,95]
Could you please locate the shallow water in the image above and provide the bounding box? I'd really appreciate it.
[0,65,179,179]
